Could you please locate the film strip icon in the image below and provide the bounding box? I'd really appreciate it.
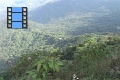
[7,7,28,29]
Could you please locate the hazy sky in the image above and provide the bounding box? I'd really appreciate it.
[0,0,60,19]
[0,0,59,11]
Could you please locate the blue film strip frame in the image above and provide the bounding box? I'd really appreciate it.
[7,7,28,29]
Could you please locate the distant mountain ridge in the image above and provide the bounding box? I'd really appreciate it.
[29,0,120,23]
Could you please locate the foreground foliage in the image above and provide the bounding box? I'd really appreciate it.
[0,35,120,80]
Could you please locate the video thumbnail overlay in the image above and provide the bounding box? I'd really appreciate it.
[7,7,28,29]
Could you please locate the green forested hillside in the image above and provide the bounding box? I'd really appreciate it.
[0,11,120,71]
[0,3,120,79]
[0,0,120,80]
[0,34,120,80]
